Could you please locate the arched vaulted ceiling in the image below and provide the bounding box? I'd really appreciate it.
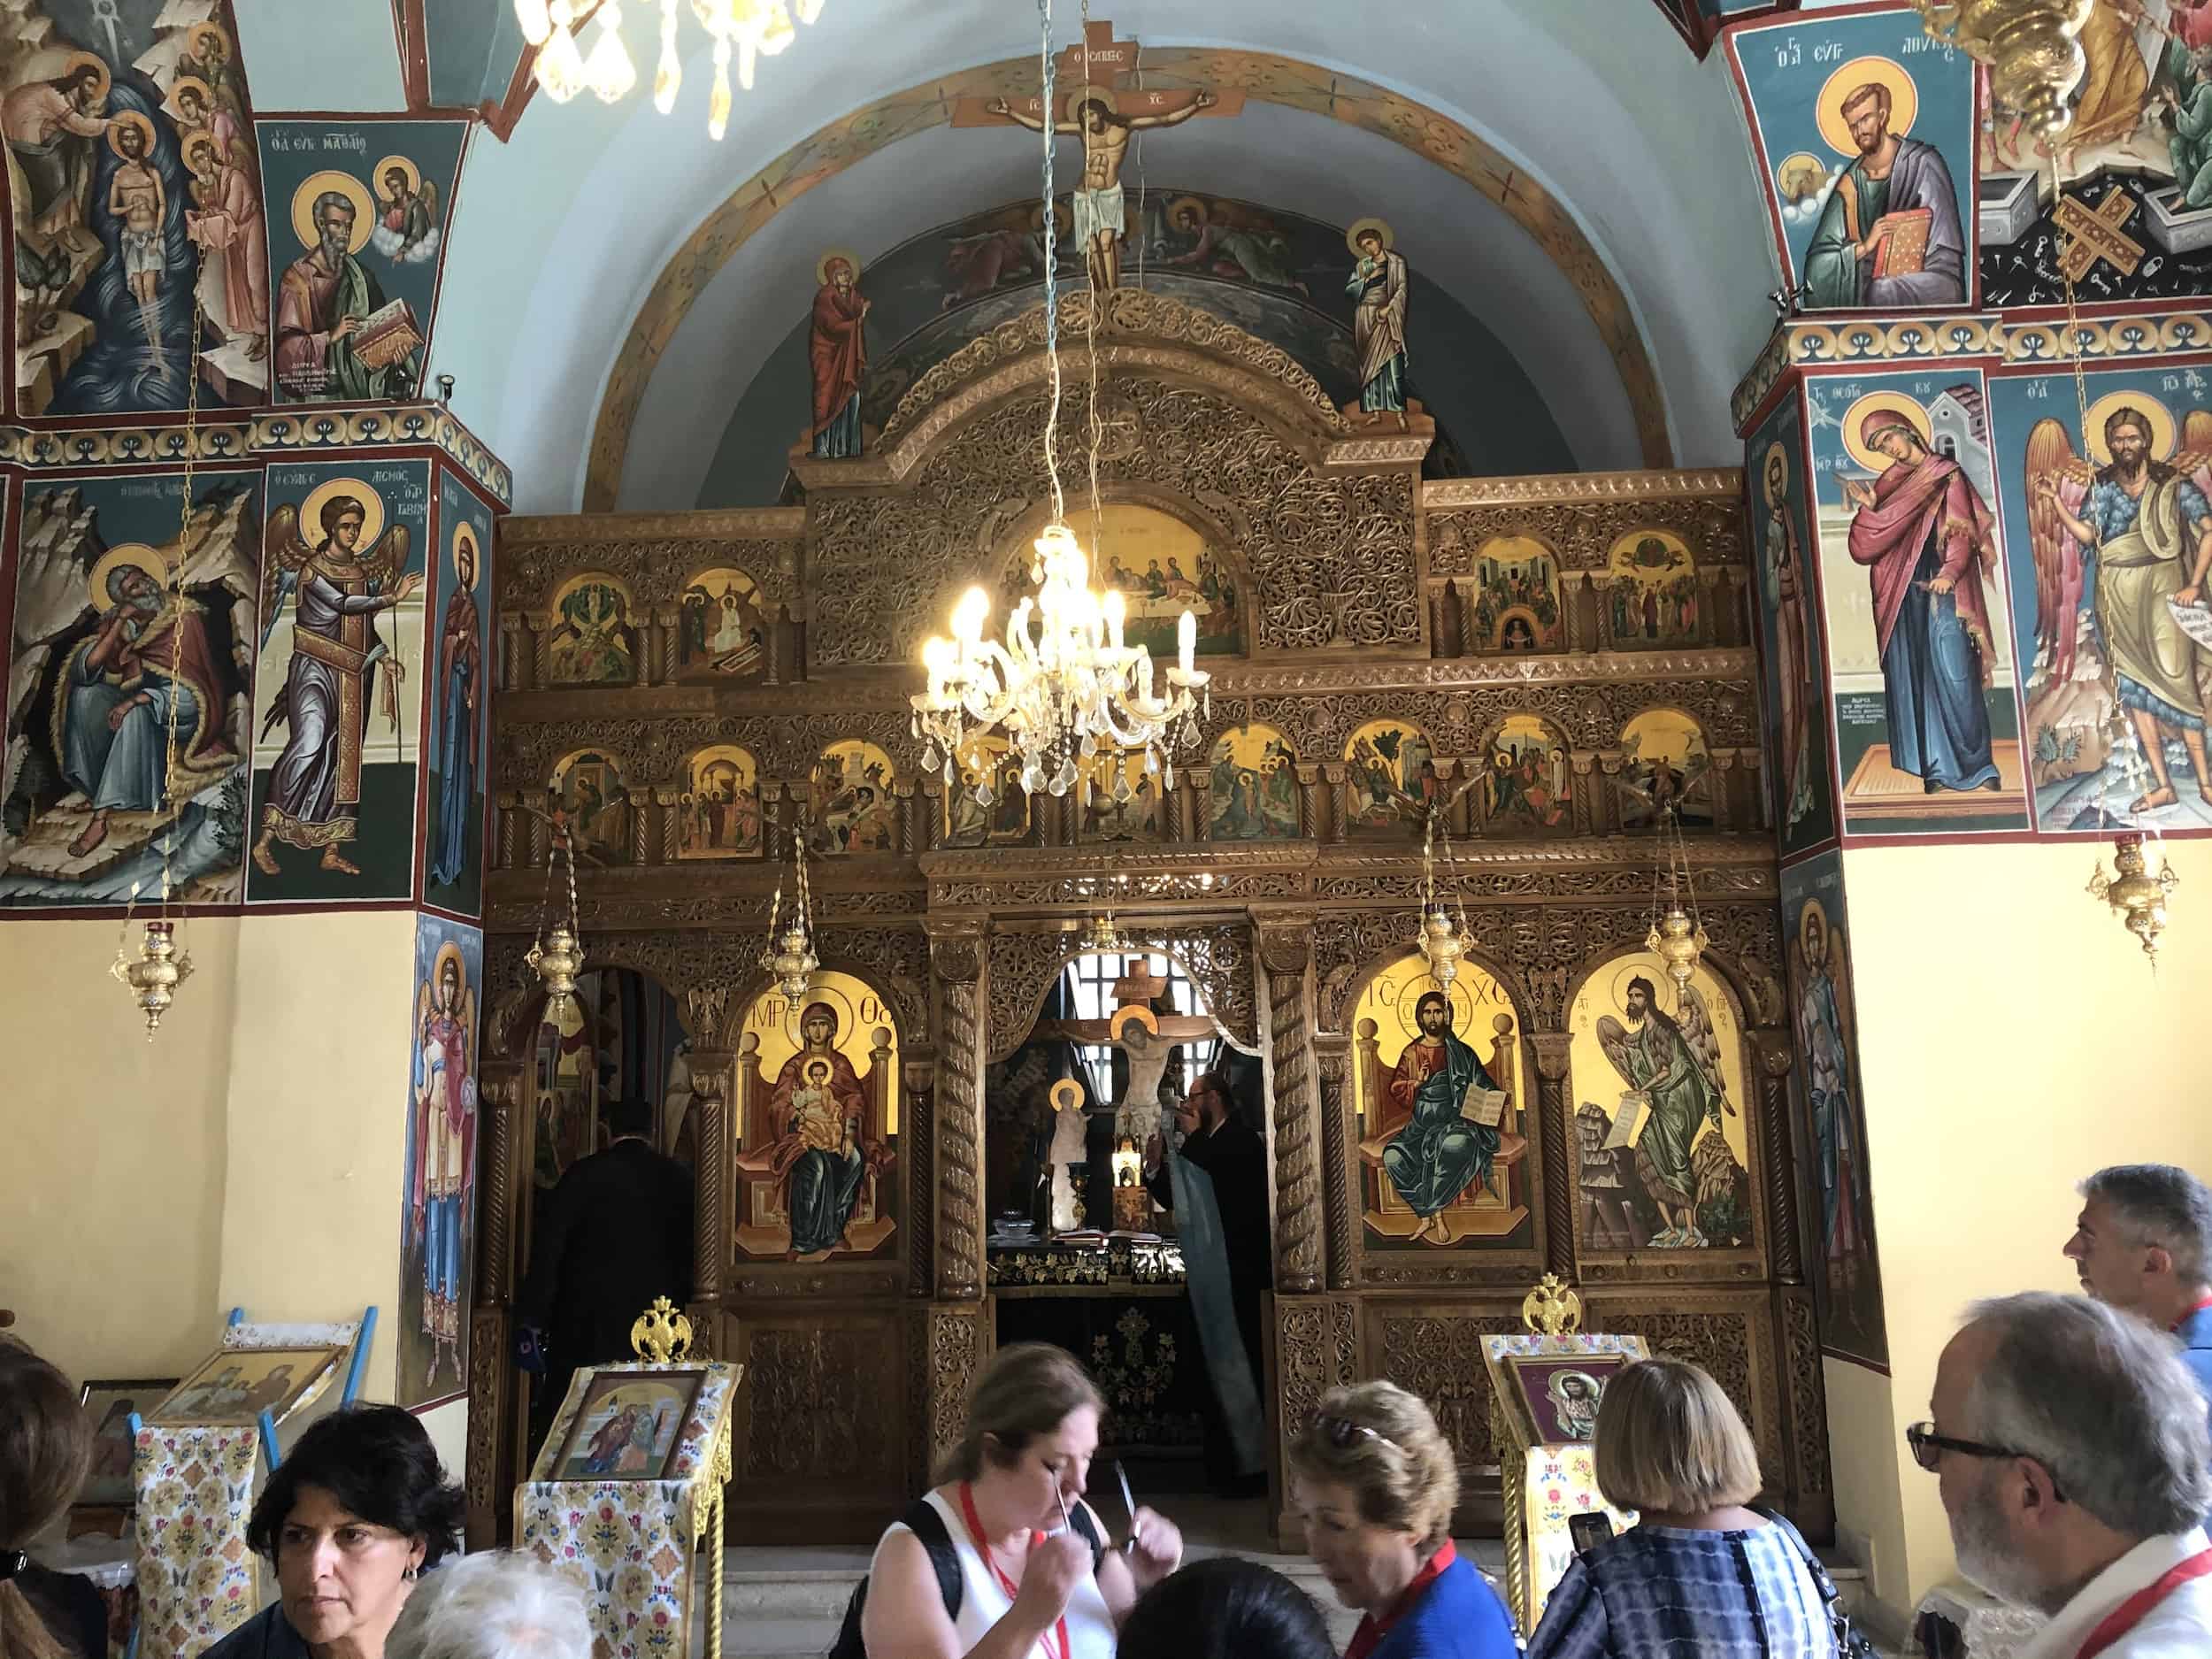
[236,0,1783,513]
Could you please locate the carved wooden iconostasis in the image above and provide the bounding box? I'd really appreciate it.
[474,288,1831,1548]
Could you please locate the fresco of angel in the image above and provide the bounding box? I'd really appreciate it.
[2026,399,2212,818]
[254,483,418,878]
[1594,973,1739,1249]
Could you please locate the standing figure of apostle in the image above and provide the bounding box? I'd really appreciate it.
[1841,411,2002,794]
[428,532,480,887]
[808,256,869,458]
[1761,446,1815,830]
[1382,990,1499,1244]
[2038,405,2212,810]
[1346,226,1409,421]
[254,494,420,875]
[1802,80,1965,306]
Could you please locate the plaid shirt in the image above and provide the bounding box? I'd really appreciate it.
[1525,1518,1840,1659]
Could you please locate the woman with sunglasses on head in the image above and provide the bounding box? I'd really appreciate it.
[1525,1359,1843,1658]
[1287,1380,1517,1659]
[856,1343,1185,1659]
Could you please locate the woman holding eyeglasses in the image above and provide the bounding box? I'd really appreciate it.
[205,1405,465,1659]
[1286,1380,1517,1659]
[1525,1359,1847,1658]
[855,1343,1184,1659]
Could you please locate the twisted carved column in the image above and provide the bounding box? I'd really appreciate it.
[1315,1039,1354,1293]
[1709,749,1738,831]
[525,611,551,687]
[928,921,987,1301]
[1530,1034,1575,1279]
[1754,1030,1803,1283]
[1257,915,1323,1293]
[1569,753,1598,837]
[1595,751,1624,833]
[687,1047,734,1345]
[1294,764,1324,841]
[903,1056,938,1299]
[466,1062,523,1548]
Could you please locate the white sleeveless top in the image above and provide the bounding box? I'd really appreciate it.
[868,1486,1117,1659]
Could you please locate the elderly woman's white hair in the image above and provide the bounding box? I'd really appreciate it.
[387,1550,591,1659]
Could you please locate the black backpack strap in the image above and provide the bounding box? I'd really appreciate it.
[905,1498,965,1621]
[1067,1499,1107,1571]
[826,1499,965,1659]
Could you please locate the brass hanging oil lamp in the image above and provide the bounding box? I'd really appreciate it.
[526,820,585,1007]
[760,812,818,1002]
[1910,0,2093,139]
[111,909,192,1038]
[1645,805,1709,998]
[1414,806,1472,991]
[2089,832,2178,964]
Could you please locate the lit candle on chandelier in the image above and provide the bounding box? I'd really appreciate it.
[1177,609,1195,676]
[1104,588,1125,651]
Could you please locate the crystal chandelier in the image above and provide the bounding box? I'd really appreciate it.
[1909,0,2092,137]
[760,816,818,1002]
[913,526,1210,809]
[910,0,1208,808]
[518,0,826,138]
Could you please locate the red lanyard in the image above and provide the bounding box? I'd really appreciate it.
[2076,1547,2212,1659]
[2171,1294,2212,1333]
[957,1481,1070,1659]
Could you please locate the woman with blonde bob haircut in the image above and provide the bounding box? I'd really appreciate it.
[1527,1359,1848,1657]
[1286,1379,1516,1658]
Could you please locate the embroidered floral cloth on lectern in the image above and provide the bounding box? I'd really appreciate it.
[132,1424,260,1659]
[516,1362,740,1659]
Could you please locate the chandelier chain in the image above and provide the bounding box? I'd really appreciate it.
[1036,0,1066,526]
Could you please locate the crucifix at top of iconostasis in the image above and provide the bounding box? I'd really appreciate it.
[953,21,1244,292]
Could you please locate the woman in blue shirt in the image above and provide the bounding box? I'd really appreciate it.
[1287,1380,1518,1659]
[1526,1359,1843,1659]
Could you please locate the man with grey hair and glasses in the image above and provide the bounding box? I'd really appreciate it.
[1916,1293,2212,1655]
[2066,1164,2212,1405]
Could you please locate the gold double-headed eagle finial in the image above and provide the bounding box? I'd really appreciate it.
[629,1296,695,1364]
[1521,1273,1583,1337]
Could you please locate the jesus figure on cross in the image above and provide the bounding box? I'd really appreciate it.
[988,88,1215,290]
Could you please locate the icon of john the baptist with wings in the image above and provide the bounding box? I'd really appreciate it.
[253,481,418,879]
[1594,974,1740,1250]
[2024,399,2212,819]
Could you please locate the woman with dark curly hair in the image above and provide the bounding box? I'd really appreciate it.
[205,1405,465,1659]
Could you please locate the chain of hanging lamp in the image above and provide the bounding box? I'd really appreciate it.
[908,0,1210,819]
[111,296,208,1037]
